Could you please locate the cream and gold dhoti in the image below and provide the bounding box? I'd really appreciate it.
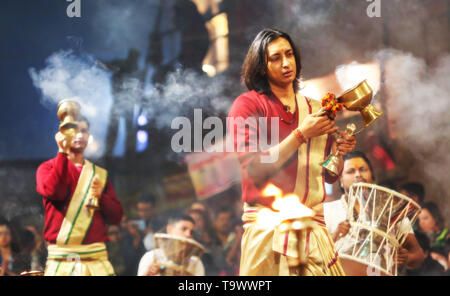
[239,96,345,276]
[240,203,344,276]
[45,243,115,276]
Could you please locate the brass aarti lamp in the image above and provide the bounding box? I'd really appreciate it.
[320,80,383,176]
[57,99,81,141]
[338,79,382,128]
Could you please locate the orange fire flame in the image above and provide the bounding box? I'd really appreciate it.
[262,183,283,198]
[256,183,315,228]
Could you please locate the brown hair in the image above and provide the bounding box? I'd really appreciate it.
[422,202,446,231]
[241,28,302,95]
[398,182,425,204]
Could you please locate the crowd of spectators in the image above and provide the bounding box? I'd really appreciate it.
[103,194,244,276]
[0,182,448,276]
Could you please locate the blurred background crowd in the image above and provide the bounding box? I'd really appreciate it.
[1,180,448,276]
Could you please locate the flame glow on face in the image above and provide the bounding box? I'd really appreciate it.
[256,184,314,228]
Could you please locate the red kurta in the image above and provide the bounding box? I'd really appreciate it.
[36,153,123,244]
[227,90,334,206]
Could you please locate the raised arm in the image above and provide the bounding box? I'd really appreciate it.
[36,152,71,201]
[36,131,75,201]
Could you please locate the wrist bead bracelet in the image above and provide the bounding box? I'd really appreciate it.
[292,129,307,144]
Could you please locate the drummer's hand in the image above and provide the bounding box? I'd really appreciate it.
[55,131,70,154]
[336,131,356,156]
[298,113,338,140]
[333,220,350,241]
[396,247,409,267]
[90,175,103,198]
[145,264,162,276]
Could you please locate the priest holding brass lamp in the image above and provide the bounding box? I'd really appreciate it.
[56,99,100,211]
[231,29,358,276]
[35,99,123,276]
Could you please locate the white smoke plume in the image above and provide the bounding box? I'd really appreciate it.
[381,49,450,207]
[91,0,158,60]
[278,0,333,29]
[332,48,450,217]
[143,68,235,129]
[28,48,236,159]
[382,49,450,149]
[29,50,113,158]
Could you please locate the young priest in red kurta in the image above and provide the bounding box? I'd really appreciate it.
[36,116,123,276]
[228,29,356,276]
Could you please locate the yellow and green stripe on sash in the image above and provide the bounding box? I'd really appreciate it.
[56,160,108,245]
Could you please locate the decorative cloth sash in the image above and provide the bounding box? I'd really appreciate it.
[56,160,107,245]
[293,95,329,208]
[47,242,108,261]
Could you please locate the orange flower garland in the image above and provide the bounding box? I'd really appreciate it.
[321,93,343,120]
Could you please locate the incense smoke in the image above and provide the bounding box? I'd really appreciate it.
[142,68,235,129]
[28,49,236,159]
[29,50,113,158]
[381,49,450,216]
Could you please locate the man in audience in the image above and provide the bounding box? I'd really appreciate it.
[210,207,243,275]
[105,225,127,276]
[136,195,165,251]
[324,151,425,274]
[137,214,205,276]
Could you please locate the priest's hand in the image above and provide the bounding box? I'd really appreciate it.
[55,131,71,154]
[298,113,338,140]
[336,131,356,156]
[90,175,103,198]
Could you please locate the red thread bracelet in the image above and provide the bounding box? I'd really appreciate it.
[292,129,307,144]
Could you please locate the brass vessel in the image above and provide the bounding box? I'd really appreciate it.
[86,175,101,212]
[321,123,356,176]
[320,80,382,176]
[86,195,100,211]
[337,79,382,127]
[57,99,81,138]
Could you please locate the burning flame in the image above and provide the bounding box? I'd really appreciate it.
[256,183,315,228]
[262,183,283,198]
[275,194,314,220]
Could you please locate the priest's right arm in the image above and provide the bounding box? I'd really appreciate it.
[36,153,71,201]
